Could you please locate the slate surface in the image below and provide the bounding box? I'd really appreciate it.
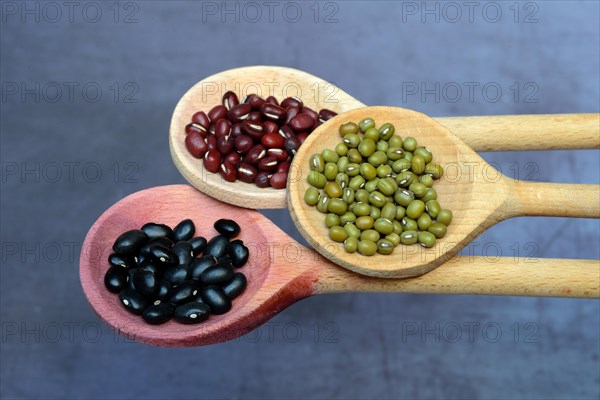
[1,1,599,399]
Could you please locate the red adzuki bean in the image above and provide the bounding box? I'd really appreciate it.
[258,156,278,171]
[254,171,270,188]
[297,133,309,144]
[234,135,253,154]
[237,163,257,183]
[265,96,279,106]
[267,148,289,162]
[301,106,318,121]
[185,133,208,159]
[215,119,231,138]
[224,152,241,168]
[260,103,286,122]
[284,106,300,125]
[220,161,236,182]
[261,132,284,149]
[227,104,251,123]
[208,105,227,123]
[269,172,287,189]
[184,92,335,189]
[245,94,264,110]
[192,111,210,129]
[281,97,303,109]
[319,109,337,122]
[217,136,234,155]
[289,113,314,132]
[206,135,217,151]
[241,120,264,140]
[245,144,267,165]
[203,150,221,173]
[263,121,278,134]
[186,123,207,137]
[222,91,239,111]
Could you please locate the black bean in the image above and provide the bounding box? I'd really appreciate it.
[150,237,173,248]
[168,282,200,305]
[104,266,129,293]
[141,222,173,240]
[154,279,171,301]
[149,245,178,265]
[222,273,247,299]
[199,286,231,315]
[188,237,207,256]
[132,269,159,298]
[141,237,172,255]
[200,264,234,285]
[142,303,175,325]
[163,265,189,285]
[172,241,193,266]
[190,255,217,280]
[227,240,249,268]
[134,254,148,267]
[112,229,148,256]
[140,259,162,276]
[204,235,229,258]
[214,219,241,238]
[108,253,135,269]
[173,219,195,241]
[174,302,211,324]
[118,288,149,315]
[217,255,233,267]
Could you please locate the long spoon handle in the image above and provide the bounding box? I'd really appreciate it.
[507,181,600,218]
[314,256,600,298]
[436,114,600,151]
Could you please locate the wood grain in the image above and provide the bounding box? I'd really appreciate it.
[80,185,599,347]
[436,114,600,152]
[169,66,600,209]
[288,106,600,278]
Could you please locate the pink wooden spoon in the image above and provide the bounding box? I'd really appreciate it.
[80,185,599,347]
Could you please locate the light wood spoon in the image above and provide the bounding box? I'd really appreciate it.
[288,106,600,278]
[80,185,599,347]
[169,65,599,209]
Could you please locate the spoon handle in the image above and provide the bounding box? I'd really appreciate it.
[313,256,599,298]
[436,114,600,151]
[507,181,600,218]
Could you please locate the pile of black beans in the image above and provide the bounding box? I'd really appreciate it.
[104,218,249,325]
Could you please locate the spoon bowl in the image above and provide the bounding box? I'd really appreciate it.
[169,66,363,209]
[80,185,600,346]
[288,106,600,278]
[80,185,311,346]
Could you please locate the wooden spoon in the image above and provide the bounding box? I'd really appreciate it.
[169,66,599,209]
[288,106,600,278]
[80,185,599,347]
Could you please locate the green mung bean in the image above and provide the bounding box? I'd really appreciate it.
[358,240,377,256]
[361,229,380,243]
[325,213,341,228]
[437,209,453,225]
[344,236,358,253]
[304,187,320,206]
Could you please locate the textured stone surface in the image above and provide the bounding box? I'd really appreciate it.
[1,2,598,399]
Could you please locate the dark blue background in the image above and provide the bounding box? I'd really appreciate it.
[1,1,599,399]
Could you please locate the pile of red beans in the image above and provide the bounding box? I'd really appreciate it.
[184,92,337,189]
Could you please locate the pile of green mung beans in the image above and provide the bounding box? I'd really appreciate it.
[304,118,453,256]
